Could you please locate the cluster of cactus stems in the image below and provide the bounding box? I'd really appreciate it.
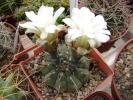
[0,22,14,60]
[0,73,28,100]
[34,40,96,92]
[85,0,130,40]
[15,0,69,21]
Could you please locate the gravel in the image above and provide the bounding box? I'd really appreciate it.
[115,42,133,100]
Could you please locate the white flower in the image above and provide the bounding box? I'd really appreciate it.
[63,7,111,48]
[19,5,65,39]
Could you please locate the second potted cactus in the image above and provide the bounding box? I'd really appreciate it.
[0,22,21,67]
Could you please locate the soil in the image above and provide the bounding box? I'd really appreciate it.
[26,52,106,100]
[0,22,15,67]
[115,42,133,100]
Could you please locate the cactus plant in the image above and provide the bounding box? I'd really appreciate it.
[0,73,28,100]
[0,22,14,59]
[37,43,94,92]
[84,0,130,41]
[28,42,106,99]
[0,22,15,67]
[0,0,21,15]
[19,5,109,99]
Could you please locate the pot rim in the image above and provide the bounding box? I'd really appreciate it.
[0,15,14,21]
[85,91,113,100]
[111,79,122,100]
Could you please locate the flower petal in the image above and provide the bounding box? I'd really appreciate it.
[95,30,111,35]
[68,29,82,41]
[92,15,107,29]
[71,15,83,29]
[65,29,82,44]
[88,39,101,48]
[25,11,37,22]
[63,18,77,28]
[45,25,56,33]
[25,29,40,34]
[38,5,54,17]
[19,22,41,35]
[54,7,65,23]
[19,22,36,30]
[40,31,48,39]
[36,5,54,26]
[56,25,66,31]
[88,39,97,48]
[80,7,95,20]
[95,33,110,43]
[72,8,80,17]
[85,32,95,38]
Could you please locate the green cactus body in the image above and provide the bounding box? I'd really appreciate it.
[0,73,28,100]
[72,36,90,49]
[36,43,94,93]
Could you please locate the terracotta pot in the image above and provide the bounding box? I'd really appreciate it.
[111,38,133,100]
[14,45,113,100]
[111,79,121,100]
[1,15,17,27]
[0,15,14,21]
[4,22,16,31]
[85,91,113,100]
[1,45,37,72]
[19,35,36,51]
